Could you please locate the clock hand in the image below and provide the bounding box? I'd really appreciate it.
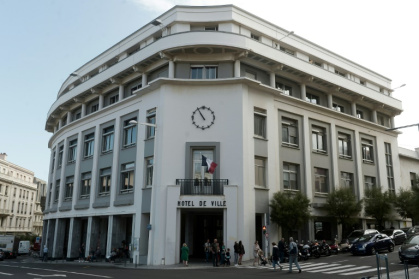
[197,108,206,120]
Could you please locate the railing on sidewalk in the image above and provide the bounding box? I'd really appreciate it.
[176,179,228,195]
[375,253,390,279]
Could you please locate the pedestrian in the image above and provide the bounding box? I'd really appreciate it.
[271,242,283,270]
[238,240,245,265]
[79,243,85,262]
[253,240,260,266]
[220,241,226,266]
[211,238,219,267]
[278,237,285,263]
[204,239,211,263]
[233,241,239,266]
[225,248,231,266]
[181,243,189,266]
[42,245,48,262]
[288,237,302,273]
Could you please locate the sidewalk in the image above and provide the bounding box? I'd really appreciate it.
[367,266,419,279]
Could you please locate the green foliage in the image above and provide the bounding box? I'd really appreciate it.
[324,187,362,239]
[363,187,392,230]
[395,184,419,225]
[269,191,311,235]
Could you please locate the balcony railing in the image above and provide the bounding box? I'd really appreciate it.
[176,179,228,195]
[0,208,11,216]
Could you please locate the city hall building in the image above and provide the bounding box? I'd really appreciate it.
[43,5,410,265]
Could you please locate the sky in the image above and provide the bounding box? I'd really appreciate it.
[0,0,418,181]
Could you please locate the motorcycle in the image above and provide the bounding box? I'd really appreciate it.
[319,240,331,256]
[300,241,311,260]
[310,240,321,258]
[330,236,339,254]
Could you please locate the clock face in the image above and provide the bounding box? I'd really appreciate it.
[191,106,215,130]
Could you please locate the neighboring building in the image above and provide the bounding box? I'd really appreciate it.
[43,5,411,265]
[33,177,47,236]
[399,148,419,190]
[0,153,44,236]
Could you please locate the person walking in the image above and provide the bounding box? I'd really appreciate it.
[233,241,239,266]
[271,242,283,270]
[238,240,245,265]
[204,239,211,263]
[253,240,260,266]
[42,245,48,262]
[79,243,85,262]
[288,237,302,273]
[181,243,189,266]
[220,241,226,266]
[278,238,285,263]
[211,238,219,267]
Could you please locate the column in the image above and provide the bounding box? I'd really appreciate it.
[234,60,241,78]
[327,94,333,109]
[142,73,148,87]
[390,116,395,129]
[85,217,93,258]
[270,72,275,88]
[300,83,306,101]
[58,119,63,129]
[372,110,377,123]
[67,111,72,124]
[106,215,114,257]
[81,103,87,117]
[118,85,124,101]
[98,94,104,110]
[168,60,175,78]
[351,102,357,117]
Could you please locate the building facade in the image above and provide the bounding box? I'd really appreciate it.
[43,5,409,265]
[0,153,45,236]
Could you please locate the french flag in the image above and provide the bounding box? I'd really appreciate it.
[202,155,218,174]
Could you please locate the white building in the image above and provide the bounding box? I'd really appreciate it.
[43,5,411,265]
[0,153,44,236]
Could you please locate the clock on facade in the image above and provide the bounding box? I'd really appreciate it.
[191,106,215,130]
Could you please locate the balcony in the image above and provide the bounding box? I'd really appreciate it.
[33,221,43,227]
[0,208,11,217]
[176,179,228,195]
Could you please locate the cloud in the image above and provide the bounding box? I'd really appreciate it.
[129,0,239,13]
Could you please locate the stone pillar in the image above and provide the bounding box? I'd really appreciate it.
[351,102,357,117]
[98,94,104,110]
[53,219,66,259]
[300,83,306,101]
[119,85,124,101]
[234,60,241,78]
[58,118,63,129]
[106,215,114,257]
[67,111,72,124]
[168,60,175,78]
[327,94,333,109]
[67,218,74,258]
[81,103,87,117]
[85,217,93,258]
[142,73,148,87]
[390,116,395,128]
[270,72,275,88]
[372,110,378,123]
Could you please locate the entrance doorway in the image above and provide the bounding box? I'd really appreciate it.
[180,209,223,259]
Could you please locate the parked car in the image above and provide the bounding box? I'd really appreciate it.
[0,249,4,261]
[406,226,419,238]
[401,227,411,234]
[350,233,394,255]
[345,229,380,245]
[0,248,16,259]
[381,229,407,245]
[399,235,419,263]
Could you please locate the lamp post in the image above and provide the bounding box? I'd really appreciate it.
[391,84,406,90]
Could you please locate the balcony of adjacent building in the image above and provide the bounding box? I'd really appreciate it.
[0,208,11,217]
[33,221,43,227]
[176,179,228,195]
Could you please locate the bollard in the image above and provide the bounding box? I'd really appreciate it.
[135,255,138,268]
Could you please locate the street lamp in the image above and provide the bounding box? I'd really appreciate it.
[391,84,406,90]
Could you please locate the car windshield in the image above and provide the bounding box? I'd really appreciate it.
[357,234,374,242]
[348,231,364,238]
[406,235,419,245]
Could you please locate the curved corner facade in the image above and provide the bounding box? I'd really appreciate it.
[43,5,406,265]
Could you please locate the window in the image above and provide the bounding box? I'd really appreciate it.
[340,172,353,188]
[72,109,81,121]
[102,126,114,153]
[335,69,346,77]
[68,139,77,163]
[362,139,374,163]
[280,46,294,55]
[254,108,266,138]
[193,150,214,179]
[312,126,326,153]
[64,176,74,200]
[306,93,319,104]
[84,133,94,158]
[146,109,156,138]
[283,163,298,190]
[205,26,218,31]
[99,168,111,195]
[145,157,154,186]
[254,157,266,187]
[276,82,292,95]
[251,33,260,41]
[190,66,217,79]
[364,176,376,190]
[282,117,298,146]
[130,83,142,95]
[123,118,137,147]
[90,103,99,113]
[338,133,351,158]
[385,143,395,195]
[360,80,366,86]
[245,71,256,80]
[333,103,344,113]
[51,150,56,172]
[120,162,135,193]
[356,110,364,119]
[54,179,60,202]
[411,172,417,188]
[109,94,119,105]
[80,172,91,197]
[58,146,64,167]
[314,167,328,193]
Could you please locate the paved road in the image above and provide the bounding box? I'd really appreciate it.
[0,250,417,279]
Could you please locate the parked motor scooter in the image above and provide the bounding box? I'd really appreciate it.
[319,240,331,256]
[300,241,311,260]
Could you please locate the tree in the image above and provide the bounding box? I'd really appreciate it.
[269,191,311,237]
[363,187,392,230]
[324,187,362,240]
[394,188,416,222]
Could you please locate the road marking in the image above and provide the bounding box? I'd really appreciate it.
[0,272,13,276]
[323,266,371,274]
[0,265,112,278]
[341,267,386,275]
[301,263,341,271]
[306,265,356,273]
[27,274,66,277]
